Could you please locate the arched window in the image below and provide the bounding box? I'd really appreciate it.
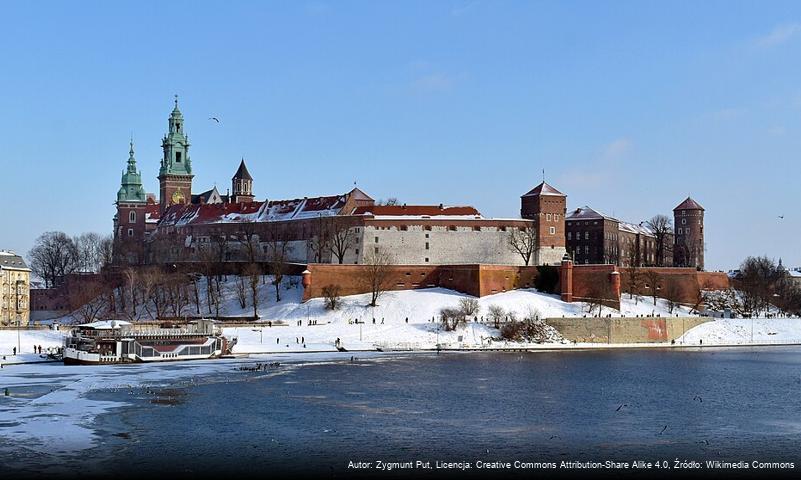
[129,211,136,223]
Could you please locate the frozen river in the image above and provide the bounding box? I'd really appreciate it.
[2,347,801,478]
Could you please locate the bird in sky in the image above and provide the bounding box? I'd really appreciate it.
[778,215,784,219]
[209,117,220,123]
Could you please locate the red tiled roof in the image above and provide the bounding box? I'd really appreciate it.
[674,197,704,211]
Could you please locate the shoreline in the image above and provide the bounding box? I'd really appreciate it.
[4,340,801,369]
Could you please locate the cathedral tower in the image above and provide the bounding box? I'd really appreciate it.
[231,158,255,203]
[114,140,148,264]
[158,95,193,213]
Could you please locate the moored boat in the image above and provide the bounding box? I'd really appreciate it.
[63,319,236,365]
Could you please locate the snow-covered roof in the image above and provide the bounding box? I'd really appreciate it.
[0,251,30,271]
[159,192,351,226]
[521,182,566,197]
[618,222,655,237]
[78,320,132,330]
[566,206,618,222]
[352,205,482,218]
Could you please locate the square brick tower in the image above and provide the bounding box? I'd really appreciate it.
[521,181,567,265]
[673,197,704,270]
[158,96,194,213]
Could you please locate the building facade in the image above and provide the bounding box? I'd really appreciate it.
[0,251,31,326]
[566,206,675,267]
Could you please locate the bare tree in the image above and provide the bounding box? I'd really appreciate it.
[235,275,248,309]
[264,224,289,302]
[645,215,673,267]
[738,256,783,316]
[28,231,79,287]
[122,267,141,320]
[322,284,342,310]
[193,245,220,316]
[624,248,641,303]
[140,268,166,319]
[243,263,261,318]
[73,232,111,273]
[308,215,331,263]
[664,281,682,314]
[644,270,661,306]
[235,223,261,263]
[583,282,606,317]
[328,218,357,264]
[508,226,537,266]
[359,248,394,307]
[69,279,111,323]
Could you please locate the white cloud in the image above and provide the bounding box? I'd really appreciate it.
[753,23,801,48]
[557,138,633,190]
[602,138,633,159]
[411,72,457,93]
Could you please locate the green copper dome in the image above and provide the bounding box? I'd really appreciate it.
[117,141,147,203]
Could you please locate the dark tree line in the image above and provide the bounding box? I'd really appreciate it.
[28,231,113,287]
[735,256,801,316]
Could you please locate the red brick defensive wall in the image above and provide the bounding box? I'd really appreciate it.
[302,262,729,310]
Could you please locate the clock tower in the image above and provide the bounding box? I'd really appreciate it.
[158,95,194,213]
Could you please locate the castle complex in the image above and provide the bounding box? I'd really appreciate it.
[113,100,705,271]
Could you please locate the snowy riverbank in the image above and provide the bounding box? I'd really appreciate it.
[4,286,801,361]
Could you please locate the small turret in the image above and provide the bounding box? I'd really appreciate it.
[231,158,255,203]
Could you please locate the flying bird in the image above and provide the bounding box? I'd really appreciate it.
[778,215,784,219]
[616,403,628,412]
[658,425,668,435]
[209,117,220,123]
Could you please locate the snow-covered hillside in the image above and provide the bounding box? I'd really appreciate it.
[678,318,801,345]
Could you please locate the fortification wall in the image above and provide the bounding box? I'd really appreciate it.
[546,316,711,343]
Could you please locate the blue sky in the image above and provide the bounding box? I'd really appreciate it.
[1,0,800,271]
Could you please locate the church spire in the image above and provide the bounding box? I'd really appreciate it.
[118,141,146,203]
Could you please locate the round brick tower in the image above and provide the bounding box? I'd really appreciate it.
[673,197,705,270]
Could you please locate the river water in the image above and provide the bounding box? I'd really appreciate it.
[2,347,801,478]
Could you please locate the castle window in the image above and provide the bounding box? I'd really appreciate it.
[176,151,182,163]
[400,225,408,231]
[425,242,429,250]
[425,258,429,263]
[567,232,572,240]
[127,228,134,237]
[585,232,589,240]
[448,225,456,231]
[473,226,481,231]
[425,233,429,238]
[374,237,379,243]
[546,213,552,221]
[129,211,136,223]
[374,247,379,254]
[678,228,683,235]
[549,227,556,235]
[682,218,686,225]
